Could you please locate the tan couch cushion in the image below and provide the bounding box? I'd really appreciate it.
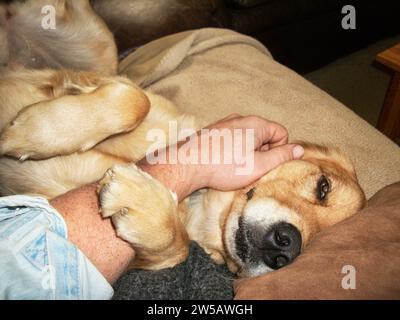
[118,28,400,299]
[234,182,400,299]
[120,28,400,199]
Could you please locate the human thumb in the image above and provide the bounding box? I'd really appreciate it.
[254,144,304,176]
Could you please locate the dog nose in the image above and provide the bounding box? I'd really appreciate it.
[262,222,302,269]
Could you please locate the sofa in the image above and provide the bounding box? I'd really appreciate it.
[104,27,400,299]
[89,0,400,300]
[91,0,400,73]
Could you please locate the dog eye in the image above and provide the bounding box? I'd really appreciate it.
[317,175,330,201]
[246,188,255,201]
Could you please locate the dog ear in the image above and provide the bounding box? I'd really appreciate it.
[293,140,357,178]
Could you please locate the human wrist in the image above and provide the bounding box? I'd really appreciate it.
[137,159,200,201]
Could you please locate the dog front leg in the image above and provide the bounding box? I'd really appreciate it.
[98,164,189,270]
[0,79,150,160]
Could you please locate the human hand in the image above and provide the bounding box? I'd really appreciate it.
[190,114,304,191]
[139,114,304,200]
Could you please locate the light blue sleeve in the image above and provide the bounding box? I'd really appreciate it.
[0,195,114,300]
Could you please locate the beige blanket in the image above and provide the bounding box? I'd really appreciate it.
[120,28,400,198]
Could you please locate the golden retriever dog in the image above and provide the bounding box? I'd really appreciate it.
[0,0,366,277]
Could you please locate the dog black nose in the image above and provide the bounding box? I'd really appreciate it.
[261,222,302,269]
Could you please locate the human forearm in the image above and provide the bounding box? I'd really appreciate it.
[50,184,135,284]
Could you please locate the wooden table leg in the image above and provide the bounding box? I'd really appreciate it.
[377,72,400,140]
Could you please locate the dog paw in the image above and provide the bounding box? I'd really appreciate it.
[0,79,150,160]
[0,112,59,160]
[0,122,31,160]
[98,164,189,269]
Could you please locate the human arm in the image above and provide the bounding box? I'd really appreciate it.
[50,115,304,283]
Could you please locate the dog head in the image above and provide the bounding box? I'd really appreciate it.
[221,143,366,277]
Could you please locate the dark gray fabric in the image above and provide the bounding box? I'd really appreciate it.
[112,242,235,300]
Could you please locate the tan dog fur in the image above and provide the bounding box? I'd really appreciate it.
[0,0,117,74]
[0,0,366,276]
